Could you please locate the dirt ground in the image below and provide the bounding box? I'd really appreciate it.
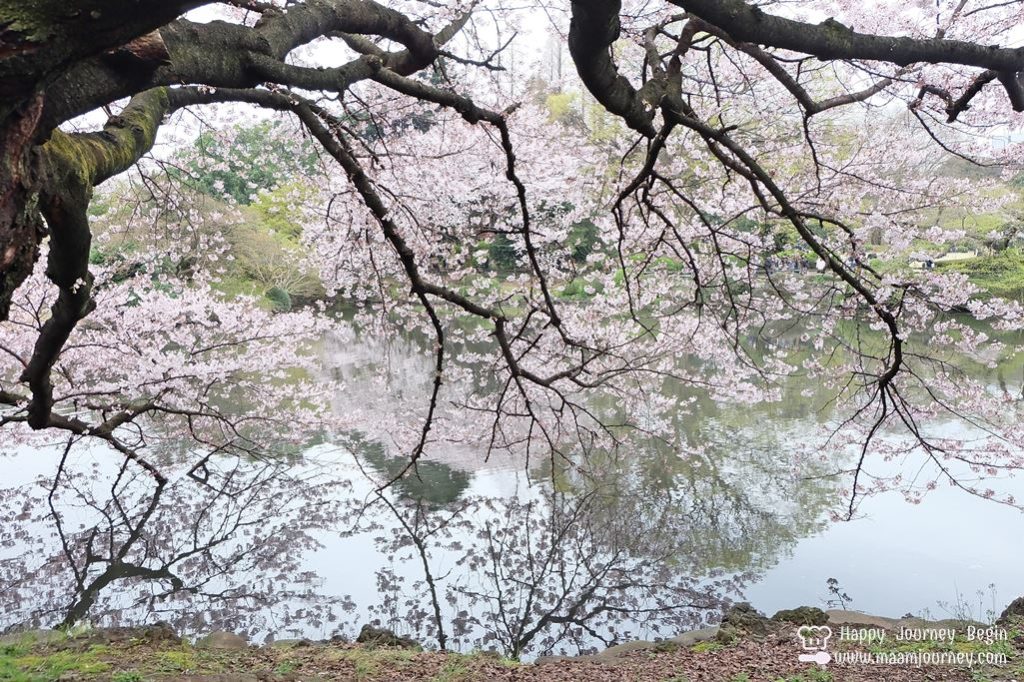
[2,615,1021,682]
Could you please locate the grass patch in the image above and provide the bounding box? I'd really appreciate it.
[691,640,725,653]
[429,656,472,681]
[274,660,298,675]
[465,650,518,667]
[1,645,111,681]
[111,673,143,682]
[942,248,1024,300]
[0,643,30,658]
[328,647,419,680]
[155,647,200,673]
[0,657,27,682]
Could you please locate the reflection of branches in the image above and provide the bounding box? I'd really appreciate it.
[447,487,726,658]
[368,486,456,651]
[1,439,352,637]
[2,391,168,483]
[47,436,172,628]
[350,436,818,659]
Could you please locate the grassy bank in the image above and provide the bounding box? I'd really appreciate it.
[2,614,1022,682]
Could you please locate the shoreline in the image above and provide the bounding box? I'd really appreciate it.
[3,603,1022,681]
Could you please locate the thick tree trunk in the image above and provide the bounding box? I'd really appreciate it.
[0,1,204,321]
[5,89,172,426]
[0,95,46,321]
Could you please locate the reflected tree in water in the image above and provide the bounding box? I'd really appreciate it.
[353,429,832,659]
[0,436,355,638]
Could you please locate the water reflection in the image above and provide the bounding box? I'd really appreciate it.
[0,440,354,636]
[4,315,1020,657]
[350,426,831,657]
[0,411,830,658]
[357,435,470,508]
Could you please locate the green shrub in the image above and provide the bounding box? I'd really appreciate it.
[487,234,519,274]
[265,286,292,312]
[944,248,1024,300]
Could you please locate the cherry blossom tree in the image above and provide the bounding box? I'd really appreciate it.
[2,2,1024,632]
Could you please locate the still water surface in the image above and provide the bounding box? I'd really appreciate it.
[2,323,1023,657]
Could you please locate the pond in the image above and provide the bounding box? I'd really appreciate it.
[2,318,1023,659]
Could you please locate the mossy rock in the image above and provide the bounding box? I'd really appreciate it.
[77,624,181,646]
[197,631,248,649]
[653,640,680,653]
[597,640,656,658]
[721,603,771,634]
[715,625,741,644]
[355,625,419,649]
[998,596,1024,625]
[772,607,828,626]
[473,649,502,659]
[269,638,315,648]
[671,626,719,647]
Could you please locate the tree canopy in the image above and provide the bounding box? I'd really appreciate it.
[3,0,1024,520]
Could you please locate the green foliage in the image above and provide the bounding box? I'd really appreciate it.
[429,657,472,682]
[388,460,469,507]
[944,248,1024,300]
[265,286,293,313]
[0,643,29,657]
[90,164,325,304]
[545,92,580,124]
[544,90,621,139]
[86,193,113,218]
[111,672,143,682]
[0,656,26,682]
[156,648,198,672]
[559,278,604,301]
[486,233,519,274]
[213,276,264,300]
[228,219,325,300]
[356,436,470,507]
[184,120,317,205]
[691,640,724,653]
[0,645,110,681]
[567,219,602,264]
[559,279,587,299]
[329,647,418,680]
[248,182,312,240]
[273,660,298,675]
[583,97,622,141]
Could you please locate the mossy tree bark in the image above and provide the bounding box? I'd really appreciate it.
[0,1,203,320]
[19,89,171,427]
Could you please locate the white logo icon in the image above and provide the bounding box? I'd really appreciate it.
[797,625,833,665]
